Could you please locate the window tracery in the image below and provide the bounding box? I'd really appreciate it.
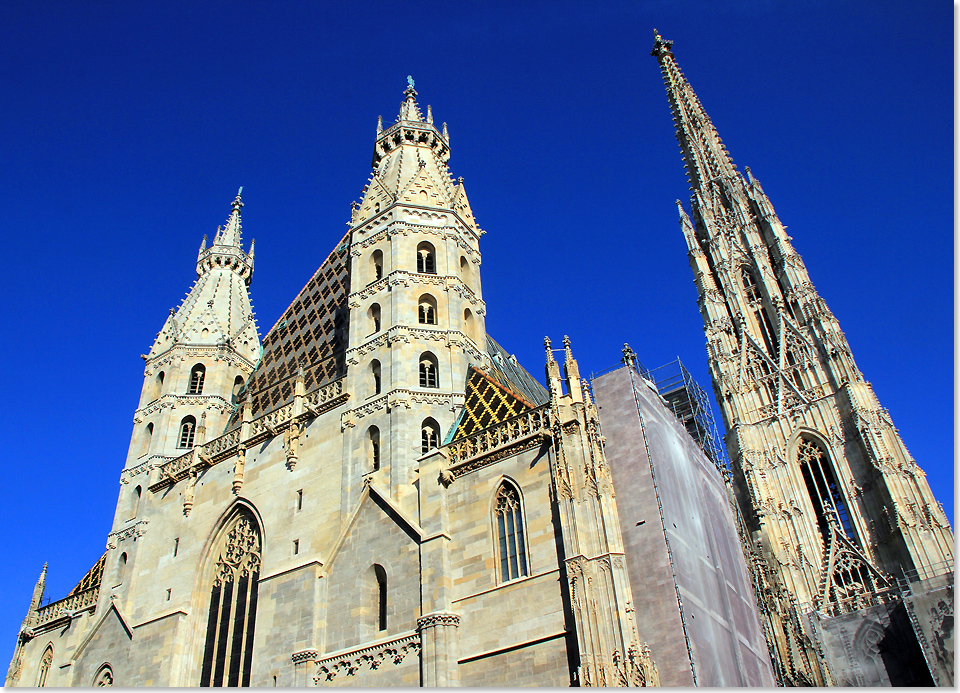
[199,511,262,687]
[419,353,438,388]
[494,483,529,582]
[94,665,114,687]
[37,645,53,687]
[416,242,436,274]
[797,436,856,545]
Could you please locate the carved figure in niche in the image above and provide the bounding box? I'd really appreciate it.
[285,420,302,470]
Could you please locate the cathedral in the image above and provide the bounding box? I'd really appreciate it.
[6,35,953,688]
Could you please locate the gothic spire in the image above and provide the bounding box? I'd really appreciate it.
[214,188,244,248]
[651,30,737,195]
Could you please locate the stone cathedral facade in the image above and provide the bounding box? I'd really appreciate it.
[652,32,954,686]
[6,38,954,688]
[6,83,679,688]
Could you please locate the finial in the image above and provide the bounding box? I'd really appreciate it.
[563,335,572,350]
[426,104,433,124]
[544,336,552,351]
[651,29,673,57]
[232,187,244,211]
[442,122,449,141]
[407,75,415,89]
[377,115,383,134]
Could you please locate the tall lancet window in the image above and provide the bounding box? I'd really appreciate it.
[797,437,856,546]
[741,267,777,355]
[199,511,262,687]
[494,482,528,582]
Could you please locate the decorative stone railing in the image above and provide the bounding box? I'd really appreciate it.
[447,405,552,476]
[148,377,347,492]
[35,586,99,626]
[311,631,421,684]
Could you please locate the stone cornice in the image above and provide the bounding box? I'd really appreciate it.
[311,631,421,683]
[348,270,484,313]
[107,519,149,549]
[144,344,258,374]
[134,393,234,423]
[346,326,486,364]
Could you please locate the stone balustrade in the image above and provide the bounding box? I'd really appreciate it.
[446,404,551,471]
[35,586,99,626]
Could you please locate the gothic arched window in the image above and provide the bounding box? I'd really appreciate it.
[232,375,245,404]
[494,482,529,582]
[419,353,438,389]
[371,360,382,396]
[797,436,856,545]
[463,308,474,340]
[371,250,383,282]
[741,267,762,303]
[369,303,381,334]
[416,242,436,274]
[37,645,53,687]
[93,664,114,687]
[373,564,387,631]
[118,553,128,585]
[368,426,380,472]
[143,422,154,456]
[153,371,165,400]
[421,418,440,455]
[188,364,206,395]
[418,294,437,325]
[199,510,262,687]
[178,416,197,449]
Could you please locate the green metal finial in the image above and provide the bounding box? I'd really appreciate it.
[407,75,415,89]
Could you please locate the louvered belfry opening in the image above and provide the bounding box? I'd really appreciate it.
[200,512,262,687]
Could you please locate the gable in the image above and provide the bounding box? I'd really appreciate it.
[450,366,535,441]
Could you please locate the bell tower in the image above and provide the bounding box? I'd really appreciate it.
[342,79,488,514]
[119,191,261,525]
[652,31,953,683]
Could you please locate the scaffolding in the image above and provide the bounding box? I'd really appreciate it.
[644,359,727,474]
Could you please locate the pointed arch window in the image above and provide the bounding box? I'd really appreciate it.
[93,664,114,687]
[199,511,261,687]
[421,418,440,455]
[371,250,383,282]
[419,353,438,388]
[178,416,197,448]
[37,645,53,687]
[494,482,529,582]
[153,371,165,400]
[418,294,437,325]
[188,364,206,395]
[797,436,856,545]
[118,553,128,585]
[416,242,436,274]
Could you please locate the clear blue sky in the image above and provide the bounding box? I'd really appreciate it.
[1,0,953,658]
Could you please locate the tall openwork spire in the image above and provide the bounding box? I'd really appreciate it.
[652,30,737,193]
[654,32,954,687]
